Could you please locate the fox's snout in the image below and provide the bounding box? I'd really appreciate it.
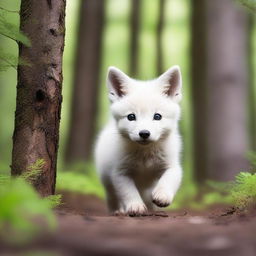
[139,130,150,139]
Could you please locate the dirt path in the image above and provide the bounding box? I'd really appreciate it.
[1,193,256,256]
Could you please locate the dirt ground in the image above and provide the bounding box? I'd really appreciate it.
[1,192,256,256]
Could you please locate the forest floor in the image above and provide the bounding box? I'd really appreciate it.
[1,192,256,256]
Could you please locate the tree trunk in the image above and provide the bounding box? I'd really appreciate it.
[11,0,66,196]
[65,0,105,165]
[191,0,250,182]
[129,0,141,77]
[191,0,208,183]
[207,0,250,181]
[249,16,256,151]
[156,0,165,76]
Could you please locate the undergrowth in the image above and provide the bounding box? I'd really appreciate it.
[56,162,104,198]
[230,172,256,209]
[0,159,61,244]
[56,153,256,212]
[204,169,256,210]
[225,152,256,210]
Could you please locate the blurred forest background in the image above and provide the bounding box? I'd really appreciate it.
[0,0,256,208]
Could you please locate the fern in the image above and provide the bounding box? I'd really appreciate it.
[205,171,256,210]
[22,159,46,184]
[45,194,62,208]
[0,160,61,244]
[230,172,256,209]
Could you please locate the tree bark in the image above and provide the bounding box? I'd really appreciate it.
[11,0,66,196]
[191,0,208,183]
[191,0,250,182]
[156,0,165,76]
[129,0,141,77]
[65,0,105,165]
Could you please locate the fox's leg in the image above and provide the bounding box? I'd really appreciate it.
[152,165,182,207]
[140,187,155,211]
[101,173,122,214]
[111,171,147,216]
[105,188,119,213]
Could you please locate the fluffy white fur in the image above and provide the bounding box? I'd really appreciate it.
[95,66,183,216]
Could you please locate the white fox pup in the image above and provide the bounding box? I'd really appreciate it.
[95,66,182,216]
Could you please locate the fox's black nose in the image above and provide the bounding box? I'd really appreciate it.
[139,130,150,139]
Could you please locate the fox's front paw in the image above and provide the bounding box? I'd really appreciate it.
[152,187,174,208]
[125,202,147,217]
[113,208,125,216]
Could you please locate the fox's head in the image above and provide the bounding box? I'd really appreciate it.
[107,66,182,145]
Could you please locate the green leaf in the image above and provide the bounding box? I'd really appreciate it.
[0,7,19,14]
[0,12,30,46]
[0,47,31,71]
[239,0,256,12]
[0,47,18,70]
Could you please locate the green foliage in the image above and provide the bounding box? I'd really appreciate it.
[56,162,105,198]
[239,0,256,12]
[0,5,30,71]
[198,191,233,209]
[204,169,256,210]
[0,160,61,244]
[230,172,256,209]
[246,151,256,167]
[206,153,256,209]
[22,159,47,184]
[0,6,19,14]
[0,48,19,71]
[0,9,30,45]
[0,47,30,71]
[172,182,233,210]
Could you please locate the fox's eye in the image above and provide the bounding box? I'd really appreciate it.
[153,113,162,120]
[127,113,136,121]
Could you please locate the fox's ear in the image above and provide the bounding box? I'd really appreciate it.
[158,65,182,102]
[107,66,130,103]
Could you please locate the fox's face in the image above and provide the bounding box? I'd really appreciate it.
[107,66,182,145]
